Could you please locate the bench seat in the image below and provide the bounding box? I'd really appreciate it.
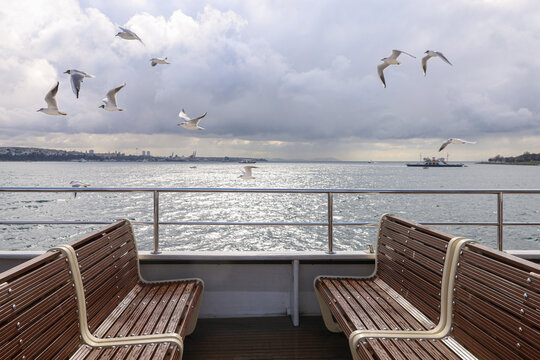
[315,214,468,359]
[316,214,540,359]
[0,220,203,359]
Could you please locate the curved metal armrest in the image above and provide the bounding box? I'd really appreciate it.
[348,237,473,355]
[83,332,183,351]
[50,245,185,354]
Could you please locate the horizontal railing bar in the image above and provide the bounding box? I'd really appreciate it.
[2,220,539,227]
[1,187,540,194]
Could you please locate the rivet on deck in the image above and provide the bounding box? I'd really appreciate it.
[16,322,21,328]
[518,327,523,332]
[527,277,531,283]
[516,343,521,348]
[12,304,16,310]
[8,288,13,294]
[19,339,23,345]
[523,293,528,299]
[520,309,525,314]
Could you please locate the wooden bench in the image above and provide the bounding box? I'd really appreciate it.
[346,240,540,359]
[315,214,540,359]
[314,214,468,359]
[0,220,204,359]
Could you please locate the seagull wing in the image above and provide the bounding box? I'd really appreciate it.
[421,55,431,76]
[44,82,60,109]
[453,138,476,144]
[392,49,416,59]
[70,73,84,98]
[435,52,452,65]
[377,63,389,88]
[178,109,191,121]
[105,83,126,107]
[439,139,451,152]
[119,26,143,43]
[190,112,207,125]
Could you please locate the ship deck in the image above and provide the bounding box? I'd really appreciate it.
[183,316,352,360]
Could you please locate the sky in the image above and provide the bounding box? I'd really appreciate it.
[1,0,540,161]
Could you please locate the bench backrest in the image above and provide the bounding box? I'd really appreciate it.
[452,242,540,360]
[68,220,140,333]
[0,251,81,359]
[377,214,455,324]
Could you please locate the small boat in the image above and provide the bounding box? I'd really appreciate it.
[407,157,464,167]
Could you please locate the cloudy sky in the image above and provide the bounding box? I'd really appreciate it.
[1,0,539,160]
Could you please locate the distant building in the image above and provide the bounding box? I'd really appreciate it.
[89,150,94,154]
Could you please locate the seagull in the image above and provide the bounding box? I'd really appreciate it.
[115,26,144,44]
[37,82,67,115]
[150,57,170,67]
[99,83,126,111]
[422,50,452,76]
[377,50,416,88]
[64,69,94,98]
[70,180,90,198]
[439,138,476,152]
[177,109,207,130]
[239,166,258,180]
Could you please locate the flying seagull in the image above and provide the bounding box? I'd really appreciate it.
[177,109,207,130]
[422,50,452,76]
[37,82,67,115]
[377,49,416,88]
[116,26,144,44]
[70,180,90,198]
[99,83,126,111]
[239,166,258,180]
[439,138,476,152]
[150,57,170,67]
[64,69,94,98]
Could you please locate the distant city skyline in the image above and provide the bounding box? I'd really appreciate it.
[1,1,540,161]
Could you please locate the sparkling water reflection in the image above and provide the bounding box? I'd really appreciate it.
[0,161,538,251]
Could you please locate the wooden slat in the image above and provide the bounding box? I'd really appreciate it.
[315,216,461,359]
[452,243,540,360]
[0,251,81,360]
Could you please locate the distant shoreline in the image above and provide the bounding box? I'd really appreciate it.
[477,161,540,166]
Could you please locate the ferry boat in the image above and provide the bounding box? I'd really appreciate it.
[0,187,538,359]
[406,156,464,167]
[239,158,256,164]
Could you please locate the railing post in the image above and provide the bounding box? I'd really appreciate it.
[152,191,161,254]
[327,193,334,254]
[497,192,503,251]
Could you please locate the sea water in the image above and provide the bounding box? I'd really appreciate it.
[0,161,539,251]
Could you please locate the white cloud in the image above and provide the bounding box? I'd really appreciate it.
[1,0,540,160]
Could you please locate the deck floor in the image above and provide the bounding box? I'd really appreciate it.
[183,316,352,360]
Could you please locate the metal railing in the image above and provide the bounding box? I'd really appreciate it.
[1,187,539,253]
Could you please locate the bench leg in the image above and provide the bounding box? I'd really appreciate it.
[313,277,342,333]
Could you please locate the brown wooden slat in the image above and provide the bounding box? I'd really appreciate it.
[381,227,447,265]
[348,280,433,360]
[0,251,81,360]
[454,287,539,348]
[68,220,128,249]
[387,215,454,242]
[452,242,540,360]
[456,264,540,326]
